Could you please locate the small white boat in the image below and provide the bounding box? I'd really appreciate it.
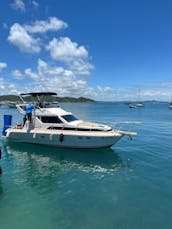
[8,101,17,108]
[128,102,144,108]
[169,102,172,109]
[128,104,137,108]
[2,92,137,149]
[136,102,144,107]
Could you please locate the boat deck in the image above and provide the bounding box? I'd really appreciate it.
[10,127,137,137]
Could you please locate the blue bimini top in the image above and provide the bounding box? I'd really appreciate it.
[26,103,35,114]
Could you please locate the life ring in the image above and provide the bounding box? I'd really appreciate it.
[59,133,64,142]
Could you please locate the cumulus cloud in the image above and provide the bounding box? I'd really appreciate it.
[24,68,39,79]
[0,77,17,95]
[11,0,25,12]
[8,23,41,53]
[12,69,24,79]
[8,17,68,54]
[1,15,109,99]
[9,59,116,100]
[25,17,68,34]
[46,37,88,62]
[69,59,94,75]
[6,61,172,101]
[46,37,93,75]
[141,82,172,101]
[0,62,7,72]
[7,18,92,75]
[7,16,172,101]
[10,59,87,96]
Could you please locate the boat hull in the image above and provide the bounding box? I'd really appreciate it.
[5,129,123,149]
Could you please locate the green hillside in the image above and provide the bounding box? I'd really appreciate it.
[0,95,95,103]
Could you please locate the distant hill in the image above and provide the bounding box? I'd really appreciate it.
[0,95,95,103]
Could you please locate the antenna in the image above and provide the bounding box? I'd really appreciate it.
[17,94,25,103]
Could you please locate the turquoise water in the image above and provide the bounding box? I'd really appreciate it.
[0,102,172,229]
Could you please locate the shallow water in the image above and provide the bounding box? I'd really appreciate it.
[0,102,172,229]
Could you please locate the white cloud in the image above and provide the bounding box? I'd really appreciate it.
[11,0,25,12]
[9,59,88,96]
[141,82,172,101]
[0,62,7,72]
[9,59,115,100]
[12,69,24,79]
[69,59,94,75]
[25,17,68,34]
[8,17,68,54]
[7,17,172,101]
[46,37,93,75]
[24,68,39,79]
[37,59,74,79]
[0,77,18,95]
[5,62,172,101]
[8,23,41,54]
[46,37,88,62]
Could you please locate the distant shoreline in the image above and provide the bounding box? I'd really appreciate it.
[0,95,169,103]
[0,95,95,103]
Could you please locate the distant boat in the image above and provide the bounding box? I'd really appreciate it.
[128,104,137,108]
[136,88,144,107]
[127,101,144,108]
[136,102,144,107]
[8,102,17,108]
[0,101,17,108]
[169,102,172,109]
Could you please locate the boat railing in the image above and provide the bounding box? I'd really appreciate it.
[99,121,142,133]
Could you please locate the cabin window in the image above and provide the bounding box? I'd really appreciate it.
[61,115,78,122]
[47,126,105,131]
[40,116,63,123]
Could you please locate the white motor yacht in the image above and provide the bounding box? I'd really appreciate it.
[2,92,137,149]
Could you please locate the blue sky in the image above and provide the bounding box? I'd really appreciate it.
[0,0,172,101]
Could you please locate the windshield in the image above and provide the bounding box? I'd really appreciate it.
[62,114,78,122]
[40,116,63,123]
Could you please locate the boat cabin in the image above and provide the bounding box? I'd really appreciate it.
[16,92,112,132]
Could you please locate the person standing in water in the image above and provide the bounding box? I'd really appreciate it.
[26,103,35,122]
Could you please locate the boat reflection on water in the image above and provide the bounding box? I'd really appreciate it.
[3,142,124,174]
[1,143,134,196]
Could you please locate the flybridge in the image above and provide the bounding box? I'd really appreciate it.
[20,92,57,97]
[16,92,59,114]
[18,92,58,104]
